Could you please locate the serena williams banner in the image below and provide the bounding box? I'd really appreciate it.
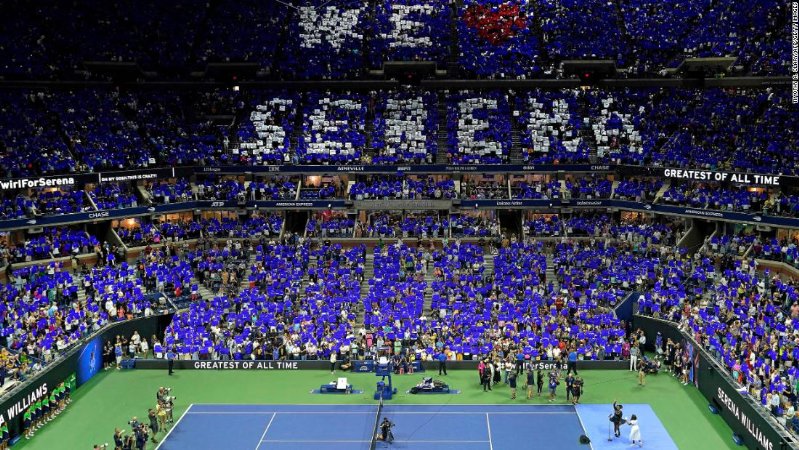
[634,315,789,450]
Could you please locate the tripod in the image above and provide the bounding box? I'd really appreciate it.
[607,416,613,442]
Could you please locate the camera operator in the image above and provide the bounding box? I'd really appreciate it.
[122,431,135,450]
[127,417,140,431]
[134,425,149,450]
[113,428,124,450]
[147,408,159,444]
[156,387,169,403]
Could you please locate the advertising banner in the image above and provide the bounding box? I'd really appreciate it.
[0,314,172,440]
[197,164,611,175]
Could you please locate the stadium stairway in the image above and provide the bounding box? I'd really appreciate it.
[436,92,449,164]
[356,252,375,327]
[446,0,461,76]
[545,254,556,284]
[509,109,524,164]
[579,98,600,163]
[483,252,494,281]
[652,181,671,203]
[136,184,152,204]
[76,283,88,306]
[289,92,306,159]
[422,259,436,317]
[189,252,256,307]
[364,95,375,162]
[195,280,215,302]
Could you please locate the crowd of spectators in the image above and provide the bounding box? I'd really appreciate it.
[0,241,181,379]
[88,183,138,210]
[297,91,368,165]
[146,179,194,205]
[4,229,99,263]
[0,188,88,220]
[613,178,664,202]
[564,176,613,200]
[249,178,299,201]
[512,179,561,200]
[516,90,589,164]
[458,0,542,77]
[115,221,201,247]
[234,93,300,165]
[349,176,456,200]
[660,182,770,213]
[0,0,790,79]
[200,215,284,239]
[446,91,512,164]
[541,0,624,63]
[306,212,355,238]
[0,88,797,176]
[751,236,799,268]
[371,90,438,164]
[705,232,757,257]
[461,177,509,200]
[523,214,680,245]
[371,1,450,67]
[196,178,246,202]
[450,214,501,237]
[361,212,448,239]
[0,92,76,177]
[635,239,799,435]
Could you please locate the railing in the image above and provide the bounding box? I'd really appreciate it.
[0,303,172,404]
[634,313,799,449]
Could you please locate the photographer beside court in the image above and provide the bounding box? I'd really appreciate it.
[147,409,159,444]
[107,387,176,449]
[113,428,124,449]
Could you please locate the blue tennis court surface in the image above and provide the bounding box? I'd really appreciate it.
[575,404,678,450]
[156,403,677,450]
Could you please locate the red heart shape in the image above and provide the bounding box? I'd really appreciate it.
[463,4,527,45]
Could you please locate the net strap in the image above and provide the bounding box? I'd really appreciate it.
[369,395,384,450]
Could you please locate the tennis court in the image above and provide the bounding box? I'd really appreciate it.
[154,403,678,450]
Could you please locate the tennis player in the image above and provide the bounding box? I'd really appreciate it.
[611,401,624,438]
[378,417,395,443]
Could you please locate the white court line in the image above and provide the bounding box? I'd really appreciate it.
[196,403,578,407]
[260,440,490,443]
[154,403,194,450]
[261,440,370,443]
[574,407,596,450]
[379,411,575,415]
[485,413,494,450]
[186,410,574,415]
[254,412,277,450]
[393,441,490,444]
[187,411,373,415]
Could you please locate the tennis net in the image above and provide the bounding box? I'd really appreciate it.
[369,394,384,450]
